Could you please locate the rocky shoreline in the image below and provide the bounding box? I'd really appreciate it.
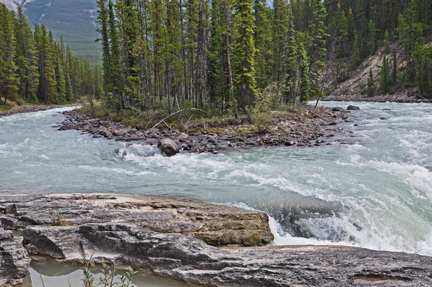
[0,104,80,118]
[58,105,358,155]
[322,94,432,103]
[1,193,432,286]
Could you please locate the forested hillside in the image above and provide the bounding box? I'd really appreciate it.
[95,0,432,118]
[0,0,101,61]
[0,3,102,106]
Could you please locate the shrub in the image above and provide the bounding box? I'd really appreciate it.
[249,83,280,133]
[48,207,67,226]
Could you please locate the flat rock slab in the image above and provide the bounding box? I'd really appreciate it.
[0,193,273,246]
[22,223,432,287]
[0,227,30,287]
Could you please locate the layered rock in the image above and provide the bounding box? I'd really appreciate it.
[0,227,30,287]
[22,223,432,287]
[0,193,273,246]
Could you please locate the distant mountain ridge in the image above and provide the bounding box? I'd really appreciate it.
[0,0,101,62]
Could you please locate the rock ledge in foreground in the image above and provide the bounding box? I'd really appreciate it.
[0,193,273,246]
[22,223,432,287]
[0,227,30,287]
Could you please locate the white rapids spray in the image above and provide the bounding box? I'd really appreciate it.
[1,101,432,257]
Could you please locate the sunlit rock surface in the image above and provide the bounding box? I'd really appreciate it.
[0,193,273,246]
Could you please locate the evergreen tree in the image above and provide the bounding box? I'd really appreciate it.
[283,5,297,102]
[15,6,39,102]
[367,68,374,97]
[306,0,327,99]
[253,0,273,88]
[96,0,111,85]
[65,73,73,102]
[298,43,311,102]
[380,53,390,93]
[392,47,397,84]
[272,0,288,82]
[208,0,227,107]
[1,6,19,103]
[235,0,257,109]
[108,0,124,110]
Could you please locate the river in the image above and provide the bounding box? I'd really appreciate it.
[1,101,432,285]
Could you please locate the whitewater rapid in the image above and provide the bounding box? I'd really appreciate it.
[1,101,431,257]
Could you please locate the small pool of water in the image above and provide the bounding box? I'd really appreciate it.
[23,257,195,287]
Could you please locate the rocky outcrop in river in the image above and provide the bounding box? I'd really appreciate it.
[58,106,357,154]
[0,193,273,246]
[0,227,30,287]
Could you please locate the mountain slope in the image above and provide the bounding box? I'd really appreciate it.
[0,0,100,61]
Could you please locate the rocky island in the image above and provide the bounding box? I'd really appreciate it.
[58,105,358,156]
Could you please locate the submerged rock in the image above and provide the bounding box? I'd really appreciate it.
[21,222,432,287]
[0,193,273,247]
[347,105,360,110]
[0,227,30,287]
[158,138,180,156]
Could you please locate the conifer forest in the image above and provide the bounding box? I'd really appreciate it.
[0,4,102,106]
[2,0,432,115]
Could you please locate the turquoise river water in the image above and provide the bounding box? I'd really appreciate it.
[1,101,432,286]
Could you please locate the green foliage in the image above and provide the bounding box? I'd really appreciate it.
[298,43,311,102]
[0,3,98,106]
[380,54,390,93]
[249,83,280,133]
[80,257,96,287]
[234,0,257,109]
[367,69,375,97]
[48,207,67,226]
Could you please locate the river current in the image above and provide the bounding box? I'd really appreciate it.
[1,101,432,262]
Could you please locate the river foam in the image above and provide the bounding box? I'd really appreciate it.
[1,102,432,256]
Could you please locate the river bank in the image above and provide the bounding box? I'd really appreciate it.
[321,93,432,103]
[2,193,432,287]
[58,105,358,155]
[0,104,80,118]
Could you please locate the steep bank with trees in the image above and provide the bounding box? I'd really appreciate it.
[0,3,102,109]
[323,0,432,99]
[93,0,432,125]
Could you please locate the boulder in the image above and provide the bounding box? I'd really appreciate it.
[177,132,189,140]
[0,193,273,247]
[21,223,432,287]
[332,107,344,112]
[347,105,360,110]
[112,129,123,136]
[58,123,76,131]
[158,138,180,156]
[0,227,30,287]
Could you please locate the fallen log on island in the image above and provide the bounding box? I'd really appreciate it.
[1,193,432,286]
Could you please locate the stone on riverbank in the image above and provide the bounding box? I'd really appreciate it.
[158,138,180,156]
[0,227,30,287]
[22,222,432,287]
[0,193,273,247]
